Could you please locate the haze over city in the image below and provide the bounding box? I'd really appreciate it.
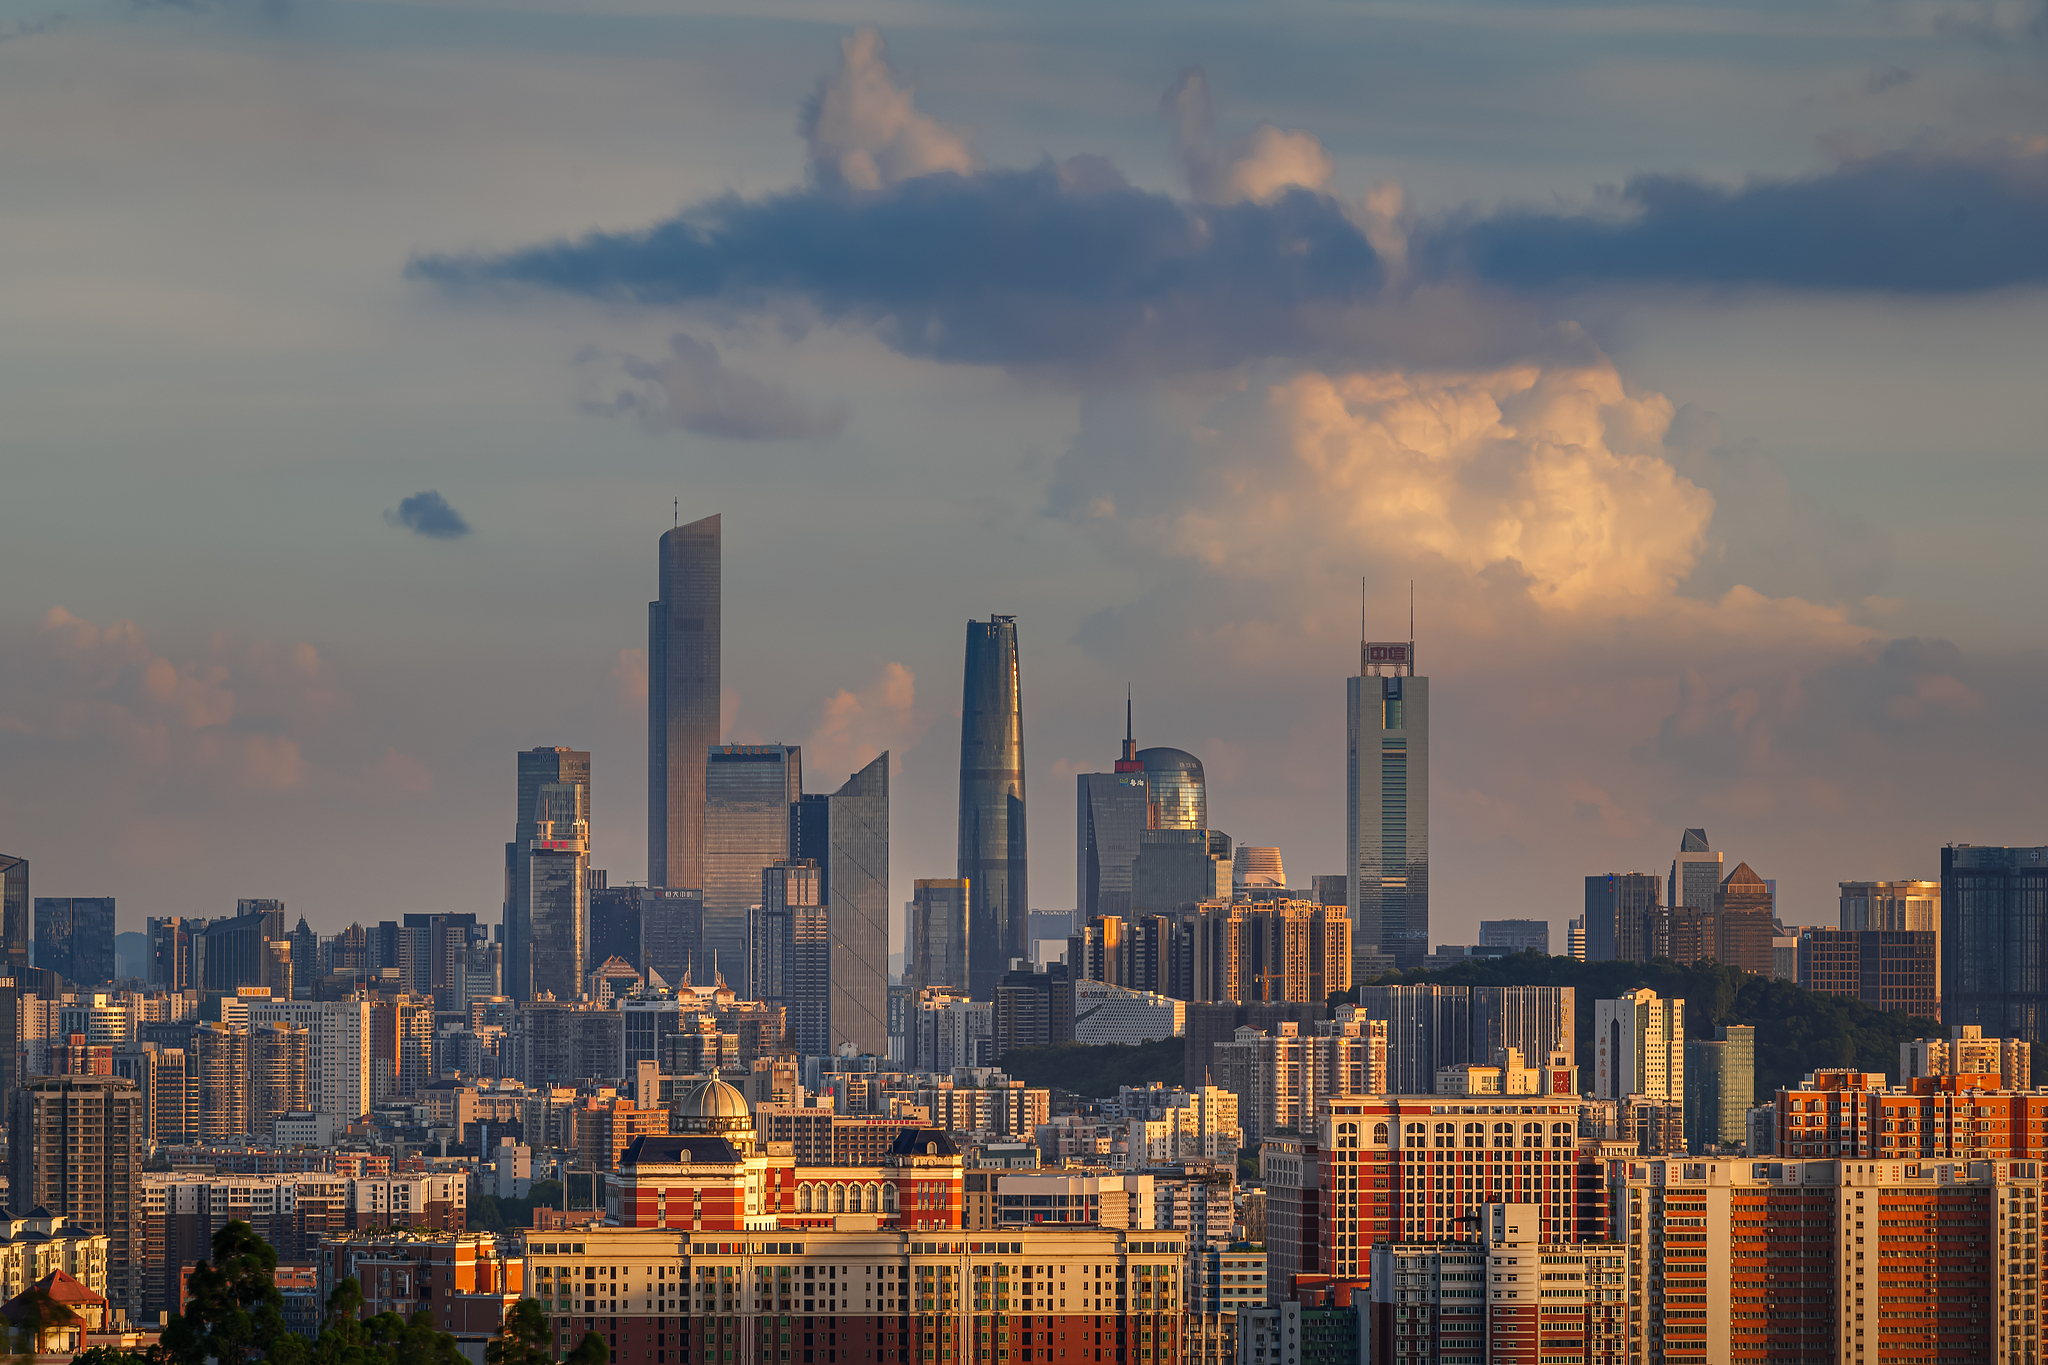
[4,0,2045,949]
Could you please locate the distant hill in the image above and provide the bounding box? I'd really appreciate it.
[999,1036,1186,1098]
[1339,953,1947,1103]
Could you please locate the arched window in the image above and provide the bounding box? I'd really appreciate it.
[832,1185,847,1213]
[1551,1122,1574,1148]
[798,1185,812,1213]
[1404,1123,1426,1148]
[1463,1122,1484,1149]
[883,1184,898,1212]
[866,1184,881,1213]
[1522,1122,1543,1148]
[1372,1123,1390,1146]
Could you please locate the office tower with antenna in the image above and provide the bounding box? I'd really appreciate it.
[1346,583,1430,973]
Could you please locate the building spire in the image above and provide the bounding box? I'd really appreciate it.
[1116,687,1142,772]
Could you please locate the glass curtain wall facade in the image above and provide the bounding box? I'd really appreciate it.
[703,744,802,971]
[0,855,26,977]
[1078,772,1148,920]
[1840,880,1940,931]
[1942,844,2048,1044]
[825,753,890,1057]
[641,888,705,986]
[648,513,720,892]
[33,896,116,985]
[909,879,971,993]
[1347,644,1430,972]
[1140,748,1207,831]
[527,780,589,1002]
[959,616,1027,1000]
[749,860,823,1049]
[1583,873,1661,963]
[1668,828,1723,913]
[505,746,590,1001]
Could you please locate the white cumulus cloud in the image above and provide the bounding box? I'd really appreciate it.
[802,29,979,193]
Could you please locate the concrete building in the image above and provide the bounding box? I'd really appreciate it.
[1902,1024,2032,1089]
[7,1075,145,1316]
[1192,901,1351,1007]
[1072,980,1185,1046]
[316,1229,523,1356]
[1591,989,1683,1106]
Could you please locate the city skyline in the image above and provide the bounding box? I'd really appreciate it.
[4,12,2043,956]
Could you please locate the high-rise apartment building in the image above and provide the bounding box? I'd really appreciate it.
[909,880,971,994]
[1592,989,1683,1104]
[1582,871,1661,963]
[246,998,372,1120]
[700,743,803,971]
[9,1075,146,1315]
[34,896,117,985]
[1775,1067,2048,1163]
[248,1020,310,1139]
[193,1021,250,1139]
[648,512,721,893]
[1902,1024,2031,1089]
[1346,637,1428,971]
[959,616,1028,999]
[1215,1017,1385,1145]
[1684,1023,1754,1153]
[1368,1204,1626,1365]
[1943,843,2048,1043]
[505,746,592,1001]
[1076,705,1149,920]
[1613,1154,2042,1364]
[1190,901,1350,1007]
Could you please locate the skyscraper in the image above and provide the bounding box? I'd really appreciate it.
[1668,828,1723,914]
[959,616,1027,999]
[1,854,29,976]
[527,777,590,1001]
[505,746,591,1001]
[908,879,971,993]
[1593,989,1684,1104]
[33,896,116,985]
[1347,634,1429,972]
[823,752,890,1057]
[703,744,802,967]
[1075,702,1148,919]
[750,860,830,1056]
[1942,844,2048,1043]
[649,513,721,892]
[1582,872,1661,962]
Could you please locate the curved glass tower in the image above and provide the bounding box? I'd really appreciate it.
[1139,747,1207,831]
[959,616,1027,999]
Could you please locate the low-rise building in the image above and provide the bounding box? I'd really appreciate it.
[315,1229,523,1357]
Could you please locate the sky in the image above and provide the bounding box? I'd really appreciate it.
[3,0,2047,955]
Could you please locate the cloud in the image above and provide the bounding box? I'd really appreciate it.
[578,333,849,441]
[1163,67,1336,207]
[375,746,433,794]
[610,647,648,714]
[1,606,341,794]
[801,28,978,194]
[384,490,471,539]
[805,662,932,779]
[1417,142,2048,293]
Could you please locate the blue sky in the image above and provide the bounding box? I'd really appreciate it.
[3,0,2045,949]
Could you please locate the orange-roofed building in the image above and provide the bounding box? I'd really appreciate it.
[1,1269,109,1354]
[1777,1067,2048,1160]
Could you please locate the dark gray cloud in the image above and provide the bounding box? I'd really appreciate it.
[578,333,849,441]
[410,164,1389,375]
[384,490,470,540]
[1418,145,2048,293]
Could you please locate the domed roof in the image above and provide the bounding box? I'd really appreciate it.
[679,1078,752,1121]
[1136,746,1204,774]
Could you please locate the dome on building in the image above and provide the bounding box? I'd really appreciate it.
[1138,746,1207,830]
[676,1078,754,1136]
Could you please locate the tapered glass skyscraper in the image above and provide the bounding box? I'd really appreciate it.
[649,513,721,892]
[1347,635,1429,972]
[959,616,1027,1000]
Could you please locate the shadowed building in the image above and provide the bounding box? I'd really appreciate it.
[1668,828,1723,916]
[703,744,802,969]
[1076,702,1148,920]
[908,880,970,993]
[1582,872,1661,963]
[34,897,116,986]
[648,513,720,893]
[959,616,1027,1000]
[819,754,890,1056]
[1711,862,1775,974]
[1347,636,1429,972]
[504,746,590,1001]
[1941,844,2048,1044]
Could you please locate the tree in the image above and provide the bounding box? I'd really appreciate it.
[488,1299,556,1365]
[7,1280,81,1359]
[162,1220,297,1365]
[564,1331,610,1365]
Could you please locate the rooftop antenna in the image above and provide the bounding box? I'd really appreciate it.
[1409,578,1415,673]
[1117,685,1142,772]
[1360,576,1368,675]
[673,497,679,527]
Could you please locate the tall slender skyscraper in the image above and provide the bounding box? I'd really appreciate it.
[527,780,590,1001]
[504,746,591,1000]
[0,854,28,977]
[824,752,890,1056]
[1347,630,1429,971]
[649,513,721,892]
[959,616,1027,1000]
